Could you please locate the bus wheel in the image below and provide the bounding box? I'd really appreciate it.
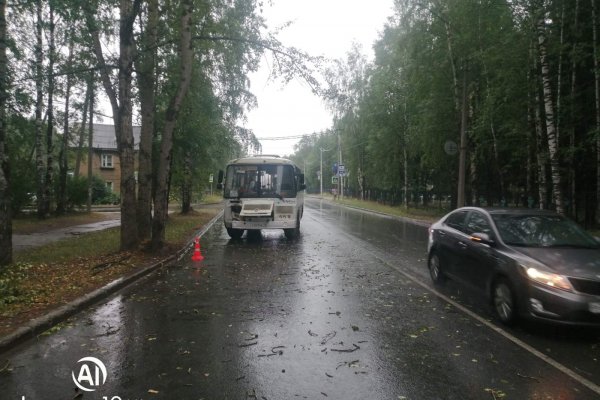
[284,216,300,239]
[226,228,244,239]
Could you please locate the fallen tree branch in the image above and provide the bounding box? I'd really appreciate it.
[331,344,360,353]
[0,360,10,373]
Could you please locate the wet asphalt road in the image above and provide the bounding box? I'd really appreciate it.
[1,198,600,399]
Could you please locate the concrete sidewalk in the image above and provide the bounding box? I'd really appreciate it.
[12,203,222,252]
[12,212,121,252]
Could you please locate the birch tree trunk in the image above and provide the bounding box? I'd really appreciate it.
[34,0,46,219]
[56,31,74,214]
[535,90,547,210]
[537,15,564,214]
[436,0,460,112]
[152,0,193,250]
[44,3,55,215]
[136,0,158,241]
[556,2,565,145]
[570,0,580,217]
[0,0,11,267]
[87,81,94,213]
[531,43,548,209]
[74,81,90,177]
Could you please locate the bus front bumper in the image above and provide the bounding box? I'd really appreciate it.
[231,218,296,230]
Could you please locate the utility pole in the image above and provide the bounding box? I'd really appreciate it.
[320,147,332,198]
[338,134,343,199]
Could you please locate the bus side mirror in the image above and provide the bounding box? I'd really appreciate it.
[299,173,306,191]
[216,170,224,190]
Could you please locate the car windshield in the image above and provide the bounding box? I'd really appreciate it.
[491,213,600,248]
[224,164,296,199]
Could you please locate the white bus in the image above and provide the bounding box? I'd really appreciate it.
[217,155,306,239]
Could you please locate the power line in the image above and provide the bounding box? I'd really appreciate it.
[256,129,334,141]
[256,134,308,140]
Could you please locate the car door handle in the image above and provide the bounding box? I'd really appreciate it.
[458,241,468,249]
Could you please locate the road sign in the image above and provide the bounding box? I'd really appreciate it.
[338,164,346,177]
[444,140,458,155]
[332,176,338,185]
[209,174,214,183]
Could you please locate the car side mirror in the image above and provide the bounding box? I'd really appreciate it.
[470,232,494,246]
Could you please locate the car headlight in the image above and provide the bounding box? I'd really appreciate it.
[525,267,573,292]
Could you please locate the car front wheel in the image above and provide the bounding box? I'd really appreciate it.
[428,252,446,285]
[492,278,517,325]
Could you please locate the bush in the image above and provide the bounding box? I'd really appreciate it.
[67,175,120,207]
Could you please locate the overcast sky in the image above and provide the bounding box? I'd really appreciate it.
[246,0,395,156]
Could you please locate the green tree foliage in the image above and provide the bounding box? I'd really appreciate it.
[0,0,324,263]
[297,0,600,226]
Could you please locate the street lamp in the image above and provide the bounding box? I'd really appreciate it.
[320,147,332,198]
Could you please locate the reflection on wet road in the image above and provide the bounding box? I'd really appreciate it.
[1,198,599,399]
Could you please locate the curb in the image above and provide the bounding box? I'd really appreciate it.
[309,196,433,228]
[0,210,224,354]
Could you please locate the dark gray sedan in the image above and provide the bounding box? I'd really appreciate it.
[427,207,600,326]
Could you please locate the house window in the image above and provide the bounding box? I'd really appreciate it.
[106,181,113,192]
[101,154,114,168]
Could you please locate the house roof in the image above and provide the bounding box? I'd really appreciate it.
[69,123,141,150]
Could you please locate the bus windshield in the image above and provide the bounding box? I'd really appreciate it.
[224,164,297,199]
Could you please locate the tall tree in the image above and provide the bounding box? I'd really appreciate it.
[43,1,56,215]
[74,79,91,178]
[0,0,11,266]
[56,30,75,214]
[592,0,600,223]
[135,0,158,241]
[34,0,46,218]
[84,0,142,250]
[151,0,194,250]
[536,6,564,214]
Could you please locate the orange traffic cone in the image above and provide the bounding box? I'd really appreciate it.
[191,237,204,261]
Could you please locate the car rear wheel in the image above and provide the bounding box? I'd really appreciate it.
[428,252,446,285]
[493,278,517,325]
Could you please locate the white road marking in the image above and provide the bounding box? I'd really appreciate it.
[374,254,600,397]
[305,200,600,396]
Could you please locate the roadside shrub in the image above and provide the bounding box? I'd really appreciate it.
[66,175,89,208]
[96,192,120,205]
[67,175,119,207]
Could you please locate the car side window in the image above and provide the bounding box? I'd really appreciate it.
[466,211,492,235]
[445,211,468,233]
